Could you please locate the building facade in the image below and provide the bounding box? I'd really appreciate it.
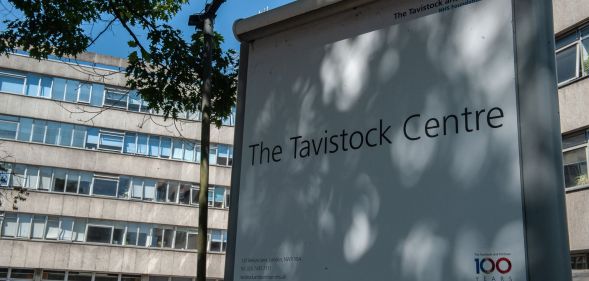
[0,53,234,281]
[553,0,589,279]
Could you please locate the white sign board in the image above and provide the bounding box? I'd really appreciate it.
[228,0,570,281]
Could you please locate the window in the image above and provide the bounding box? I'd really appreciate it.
[39,168,52,190]
[58,123,73,146]
[17,117,32,141]
[66,172,79,193]
[187,232,197,250]
[12,165,26,187]
[67,272,92,281]
[126,223,139,246]
[0,72,25,94]
[151,228,164,248]
[174,230,188,249]
[0,115,18,139]
[41,271,66,281]
[0,268,6,279]
[73,218,86,242]
[218,145,233,166]
[32,215,46,239]
[118,176,130,198]
[52,169,66,192]
[95,274,119,281]
[10,269,34,280]
[172,139,184,160]
[65,79,80,102]
[51,78,66,100]
[149,136,160,157]
[112,222,125,245]
[72,125,87,148]
[184,142,195,162]
[163,228,174,248]
[160,137,171,158]
[78,83,92,103]
[144,180,156,201]
[59,217,74,240]
[556,25,589,84]
[121,276,141,281]
[31,119,47,143]
[131,178,143,200]
[209,229,226,253]
[137,134,148,155]
[26,75,40,96]
[213,187,226,208]
[167,182,178,203]
[86,128,99,149]
[104,89,127,108]
[25,167,39,189]
[79,173,92,195]
[128,91,141,112]
[98,130,124,151]
[179,184,191,204]
[86,225,113,243]
[0,163,10,187]
[156,182,167,202]
[564,147,588,188]
[1,213,17,237]
[45,216,59,240]
[93,176,118,197]
[17,214,32,238]
[90,83,105,107]
[124,133,137,153]
[45,121,60,145]
[572,254,589,269]
[209,145,218,165]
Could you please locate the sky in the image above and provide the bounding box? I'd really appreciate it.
[86,0,295,58]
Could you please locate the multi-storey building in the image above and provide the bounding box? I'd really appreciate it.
[0,52,234,281]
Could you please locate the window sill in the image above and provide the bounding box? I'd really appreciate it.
[565,184,589,193]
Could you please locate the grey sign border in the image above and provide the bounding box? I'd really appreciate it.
[225,0,572,280]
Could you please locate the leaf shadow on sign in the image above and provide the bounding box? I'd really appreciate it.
[237,0,532,280]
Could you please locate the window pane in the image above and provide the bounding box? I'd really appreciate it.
[128,90,141,111]
[209,145,218,165]
[187,233,197,250]
[17,117,32,141]
[104,90,127,108]
[184,142,195,162]
[0,119,18,140]
[126,224,138,246]
[26,74,40,96]
[25,167,39,189]
[12,164,26,187]
[90,83,105,107]
[32,215,46,239]
[0,268,6,279]
[73,218,86,242]
[151,228,164,247]
[45,216,59,239]
[138,224,149,246]
[121,276,141,281]
[118,176,130,198]
[79,83,92,102]
[17,214,32,238]
[59,217,74,240]
[124,133,137,153]
[163,229,174,248]
[0,73,25,94]
[217,145,228,166]
[131,178,143,199]
[1,213,17,237]
[93,177,118,196]
[156,182,167,202]
[45,121,60,145]
[137,134,148,155]
[67,272,92,281]
[564,148,588,187]
[42,271,66,281]
[92,178,118,196]
[65,79,80,102]
[72,125,86,148]
[191,188,199,205]
[10,269,34,279]
[149,136,160,157]
[160,137,171,158]
[113,222,125,245]
[208,188,214,206]
[86,128,99,149]
[51,78,66,100]
[168,182,178,203]
[58,123,73,146]
[79,173,92,195]
[172,139,184,160]
[174,231,187,249]
[40,77,52,98]
[0,164,9,187]
[31,119,47,142]
[52,169,66,192]
[66,171,79,193]
[144,179,156,201]
[179,184,191,205]
[214,187,225,208]
[225,190,230,208]
[87,225,113,243]
[582,38,589,76]
[557,45,578,83]
[99,132,123,151]
[95,274,118,281]
[38,167,52,190]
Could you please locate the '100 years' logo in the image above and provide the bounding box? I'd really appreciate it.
[474,257,512,274]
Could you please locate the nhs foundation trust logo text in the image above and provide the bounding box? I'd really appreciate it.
[474,253,513,281]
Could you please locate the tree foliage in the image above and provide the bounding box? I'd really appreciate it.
[0,0,238,125]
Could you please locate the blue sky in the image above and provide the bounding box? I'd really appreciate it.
[86,0,294,58]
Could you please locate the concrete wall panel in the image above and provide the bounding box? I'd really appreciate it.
[566,190,589,251]
[553,0,589,34]
[560,79,589,133]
